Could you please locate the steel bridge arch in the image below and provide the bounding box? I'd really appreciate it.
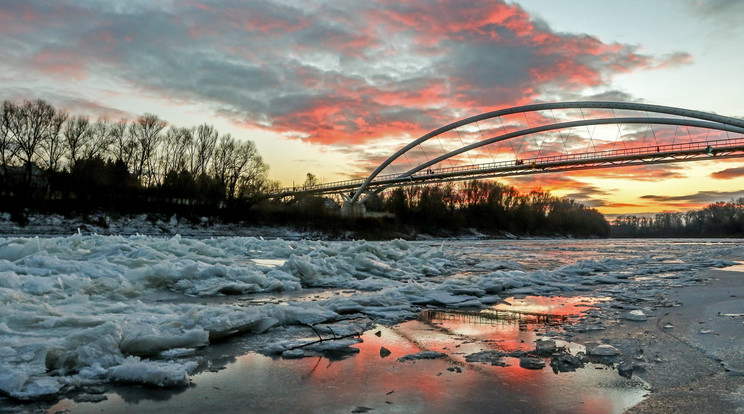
[350,101,744,203]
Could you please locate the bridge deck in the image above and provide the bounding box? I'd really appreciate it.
[275,136,744,198]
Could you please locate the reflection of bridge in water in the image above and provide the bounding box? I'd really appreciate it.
[421,308,569,330]
[273,101,744,214]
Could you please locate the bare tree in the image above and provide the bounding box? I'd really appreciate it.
[160,127,193,176]
[109,119,133,164]
[191,123,218,177]
[3,99,61,186]
[212,135,268,200]
[84,117,115,160]
[129,113,166,186]
[234,140,270,201]
[38,110,67,172]
[212,133,234,192]
[63,115,91,167]
[0,101,19,189]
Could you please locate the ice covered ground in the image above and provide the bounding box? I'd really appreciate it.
[0,212,314,238]
[0,235,741,402]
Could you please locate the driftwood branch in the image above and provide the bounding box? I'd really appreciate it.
[284,319,366,352]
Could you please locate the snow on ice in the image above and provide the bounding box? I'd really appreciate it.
[0,233,740,400]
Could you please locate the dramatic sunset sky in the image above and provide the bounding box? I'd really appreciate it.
[1,0,743,216]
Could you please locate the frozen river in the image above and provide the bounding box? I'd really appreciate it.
[0,236,740,411]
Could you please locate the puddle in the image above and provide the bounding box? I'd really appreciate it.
[50,295,646,414]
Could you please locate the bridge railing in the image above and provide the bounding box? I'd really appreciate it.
[407,136,744,179]
[276,136,744,195]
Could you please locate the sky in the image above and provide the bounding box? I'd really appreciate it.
[1,0,743,217]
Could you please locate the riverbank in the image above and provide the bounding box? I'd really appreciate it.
[0,212,523,240]
[616,265,744,413]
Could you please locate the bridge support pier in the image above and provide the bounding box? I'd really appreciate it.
[341,202,366,218]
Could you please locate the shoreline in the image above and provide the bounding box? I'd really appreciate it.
[567,265,744,413]
[623,266,744,413]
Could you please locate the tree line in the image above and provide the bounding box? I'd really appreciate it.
[377,181,610,237]
[0,98,274,217]
[611,199,744,237]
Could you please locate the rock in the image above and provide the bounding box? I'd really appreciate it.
[282,349,305,359]
[589,344,620,356]
[380,346,391,358]
[550,353,584,373]
[446,366,463,373]
[535,339,557,355]
[519,357,546,370]
[622,310,647,321]
[397,351,447,362]
[618,360,634,378]
[375,331,382,337]
[465,350,508,366]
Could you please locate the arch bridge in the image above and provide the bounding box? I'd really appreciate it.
[275,101,744,212]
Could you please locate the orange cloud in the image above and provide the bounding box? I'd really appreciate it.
[711,166,744,179]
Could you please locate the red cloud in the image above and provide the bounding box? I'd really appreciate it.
[30,48,88,80]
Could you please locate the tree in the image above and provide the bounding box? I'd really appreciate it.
[160,127,193,177]
[0,101,19,190]
[2,99,62,189]
[227,139,266,201]
[129,113,166,186]
[38,110,67,172]
[63,115,91,167]
[110,118,134,164]
[212,133,234,195]
[191,123,217,177]
[84,117,115,160]
[303,172,319,188]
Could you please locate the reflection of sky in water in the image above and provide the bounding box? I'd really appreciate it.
[56,296,646,414]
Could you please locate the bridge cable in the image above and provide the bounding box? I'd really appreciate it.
[645,111,660,149]
[639,124,650,149]
[521,112,539,159]
[435,134,456,169]
[684,116,693,144]
[475,120,497,163]
[550,109,569,155]
[456,128,476,167]
[417,143,429,171]
[580,108,597,153]
[615,108,628,150]
[497,116,518,162]
[610,108,622,151]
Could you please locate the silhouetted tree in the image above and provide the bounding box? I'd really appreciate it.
[129,113,166,185]
[191,124,218,177]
